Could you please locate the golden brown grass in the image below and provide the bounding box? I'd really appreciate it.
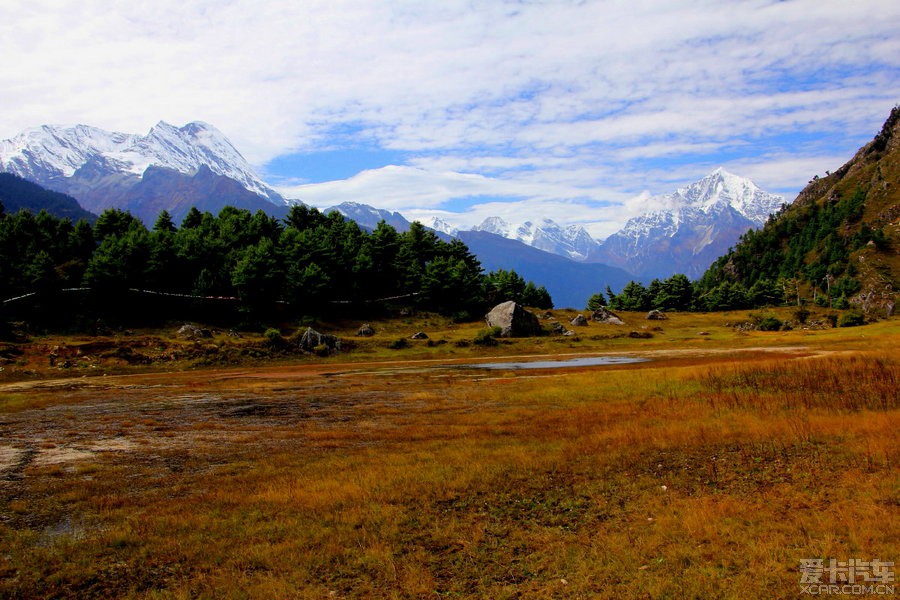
[0,314,897,598]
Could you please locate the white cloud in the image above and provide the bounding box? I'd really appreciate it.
[277,165,508,210]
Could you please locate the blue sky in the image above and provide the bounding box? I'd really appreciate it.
[1,0,898,238]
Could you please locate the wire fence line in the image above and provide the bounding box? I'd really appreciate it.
[2,287,421,306]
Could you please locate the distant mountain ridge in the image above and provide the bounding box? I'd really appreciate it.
[472,217,599,261]
[457,230,633,309]
[0,173,96,222]
[417,169,784,279]
[325,202,412,233]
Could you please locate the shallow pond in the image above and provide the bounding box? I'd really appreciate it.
[466,356,650,370]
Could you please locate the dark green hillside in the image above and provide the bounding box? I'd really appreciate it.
[0,173,97,223]
[697,106,900,315]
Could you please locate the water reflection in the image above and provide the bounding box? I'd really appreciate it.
[468,356,649,370]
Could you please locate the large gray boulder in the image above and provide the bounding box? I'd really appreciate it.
[298,327,342,353]
[590,307,624,325]
[485,301,542,337]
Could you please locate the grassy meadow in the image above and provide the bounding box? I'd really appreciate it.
[0,309,897,598]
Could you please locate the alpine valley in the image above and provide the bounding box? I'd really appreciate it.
[0,120,787,307]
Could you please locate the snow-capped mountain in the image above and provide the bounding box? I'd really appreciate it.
[472,217,600,261]
[592,168,785,279]
[664,167,784,224]
[0,121,282,202]
[419,216,459,237]
[325,202,411,232]
[0,121,287,223]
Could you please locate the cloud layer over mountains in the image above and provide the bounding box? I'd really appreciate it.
[2,1,898,236]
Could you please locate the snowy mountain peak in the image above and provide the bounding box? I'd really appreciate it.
[596,169,788,278]
[475,216,511,237]
[0,121,281,204]
[419,216,459,236]
[326,202,411,232]
[668,168,783,224]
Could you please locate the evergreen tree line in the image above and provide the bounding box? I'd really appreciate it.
[591,273,787,313]
[0,203,552,325]
[592,186,885,312]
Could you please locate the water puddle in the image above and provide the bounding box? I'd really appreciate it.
[466,356,649,370]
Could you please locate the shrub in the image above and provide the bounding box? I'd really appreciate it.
[264,328,284,348]
[473,326,502,346]
[832,294,849,309]
[387,338,409,350]
[838,312,865,328]
[794,307,810,324]
[756,316,783,331]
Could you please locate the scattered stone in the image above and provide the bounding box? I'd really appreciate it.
[550,322,567,335]
[570,314,588,327]
[541,311,554,320]
[646,309,668,320]
[484,301,542,337]
[590,307,624,325]
[297,327,342,353]
[226,329,243,338]
[698,331,710,336]
[177,324,212,340]
[410,331,429,340]
[628,330,653,339]
[563,330,576,336]
[356,324,375,337]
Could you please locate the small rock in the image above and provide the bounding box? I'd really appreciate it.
[570,314,588,326]
[177,324,212,340]
[410,331,429,340]
[298,327,342,353]
[646,309,668,320]
[591,307,624,325]
[356,324,375,337]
